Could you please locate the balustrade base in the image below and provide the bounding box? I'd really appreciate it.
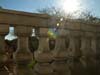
[34,51,53,62]
[34,63,53,75]
[52,60,71,75]
[52,50,68,61]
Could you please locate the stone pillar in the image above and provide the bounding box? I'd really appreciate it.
[67,31,82,58]
[68,36,80,58]
[67,35,75,71]
[69,35,84,75]
[14,26,33,75]
[96,35,100,74]
[80,35,88,75]
[52,37,70,75]
[90,36,96,75]
[53,37,68,60]
[0,36,5,55]
[74,36,82,58]
[51,28,70,75]
[0,25,9,75]
[80,32,95,75]
[81,37,91,64]
[34,28,53,75]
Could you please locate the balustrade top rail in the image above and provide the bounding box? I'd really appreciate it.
[0,9,100,33]
[0,9,50,27]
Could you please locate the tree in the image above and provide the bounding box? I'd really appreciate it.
[37,7,100,23]
[78,11,100,22]
[0,6,3,9]
[37,7,74,19]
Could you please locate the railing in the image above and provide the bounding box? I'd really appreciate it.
[0,9,99,75]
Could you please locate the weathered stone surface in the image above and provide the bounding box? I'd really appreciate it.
[0,9,99,75]
[52,37,68,61]
[14,26,33,75]
[34,36,53,62]
[0,9,49,27]
[34,63,53,75]
[34,51,53,62]
[52,61,71,75]
[0,25,9,35]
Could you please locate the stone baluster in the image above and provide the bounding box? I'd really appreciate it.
[90,35,96,60]
[74,36,82,58]
[67,35,76,75]
[14,26,33,75]
[81,36,86,57]
[53,37,68,60]
[96,36,100,58]
[0,25,9,75]
[68,36,81,57]
[80,32,95,75]
[51,29,70,75]
[67,35,75,63]
[81,36,91,62]
[96,35,100,74]
[34,28,53,75]
[90,36,96,74]
[80,35,88,71]
[0,36,5,62]
[69,34,85,75]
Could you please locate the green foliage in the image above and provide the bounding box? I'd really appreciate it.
[28,60,37,69]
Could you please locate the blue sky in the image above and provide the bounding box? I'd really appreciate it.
[0,0,56,12]
[0,0,99,40]
[0,0,100,17]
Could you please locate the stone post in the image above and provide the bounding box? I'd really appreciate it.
[81,36,91,64]
[96,35,100,74]
[67,35,75,75]
[80,35,88,75]
[90,36,96,74]
[67,31,85,75]
[14,26,33,75]
[68,31,82,58]
[0,25,9,75]
[0,36,5,55]
[51,29,70,75]
[34,28,53,75]
[80,32,95,75]
[70,35,84,75]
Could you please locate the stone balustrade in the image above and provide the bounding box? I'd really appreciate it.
[0,24,9,75]
[0,9,99,75]
[14,26,33,75]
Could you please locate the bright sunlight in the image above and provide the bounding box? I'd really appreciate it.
[58,0,82,13]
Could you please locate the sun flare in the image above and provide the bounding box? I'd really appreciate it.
[58,0,81,13]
